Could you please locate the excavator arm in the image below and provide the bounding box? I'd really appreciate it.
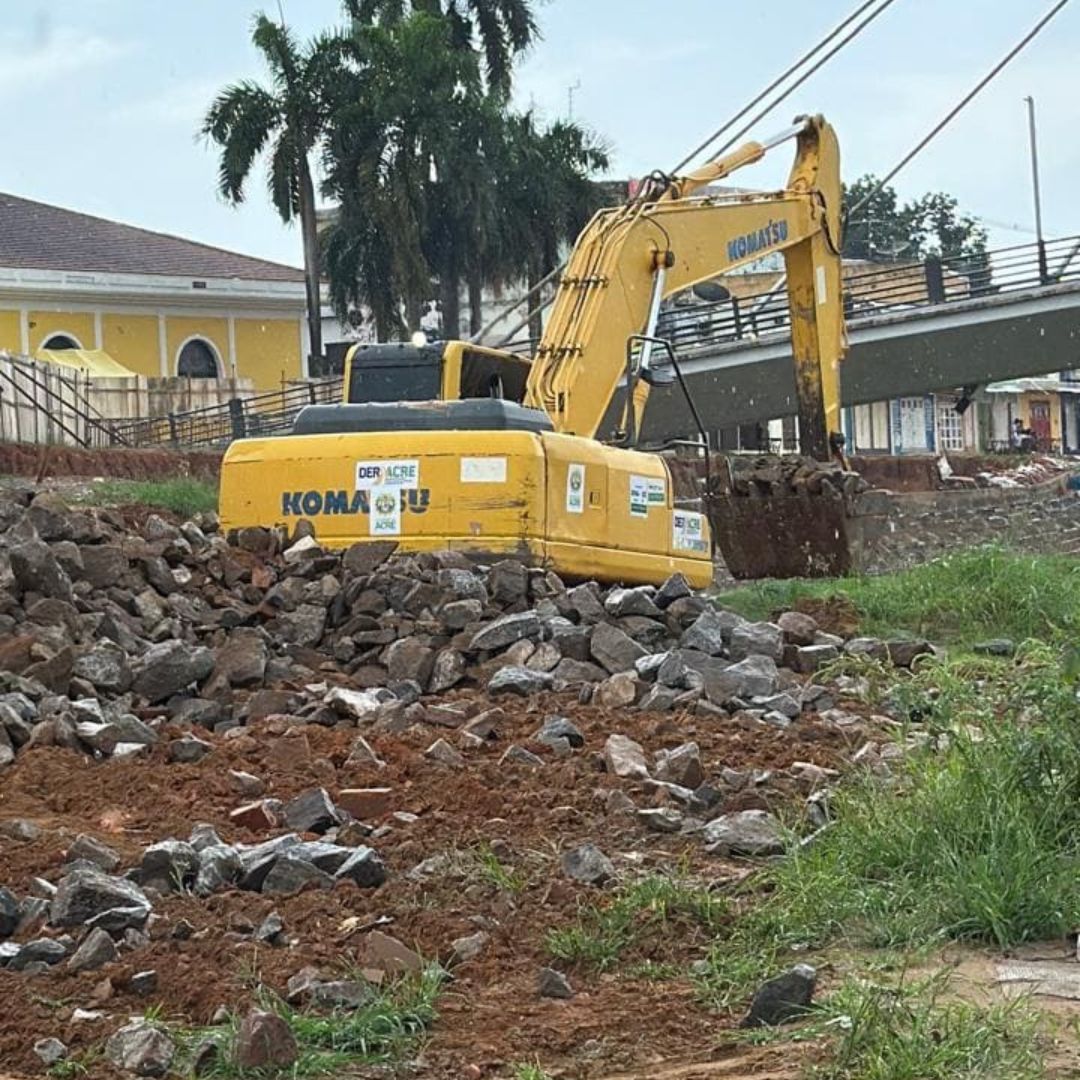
[524,116,845,459]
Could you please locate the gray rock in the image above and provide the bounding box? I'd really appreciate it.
[844,637,887,660]
[741,964,817,1028]
[282,788,340,835]
[604,586,662,619]
[440,598,483,630]
[106,1019,175,1077]
[703,810,784,857]
[425,737,465,767]
[436,567,488,602]
[551,658,607,685]
[233,1010,298,1069]
[638,685,680,712]
[255,911,286,945]
[451,930,490,964]
[634,652,668,681]
[67,926,118,972]
[261,855,335,895]
[0,887,19,937]
[655,572,692,607]
[550,623,592,661]
[291,841,353,874]
[130,970,158,996]
[753,692,801,718]
[597,671,641,708]
[66,834,122,873]
[428,648,466,693]
[500,744,544,768]
[488,666,553,696]
[334,846,387,888]
[705,655,779,703]
[603,732,649,779]
[470,611,542,652]
[8,937,69,970]
[792,644,839,674]
[680,608,729,656]
[0,725,12,768]
[973,638,1016,657]
[384,637,435,689]
[84,905,151,934]
[72,641,132,693]
[488,560,529,605]
[655,742,703,788]
[50,868,152,929]
[277,603,327,647]
[132,641,214,704]
[141,840,199,890]
[533,715,584,750]
[590,622,647,675]
[566,583,607,622]
[78,544,129,589]
[195,845,241,896]
[10,540,73,601]
[638,807,683,833]
[777,610,819,646]
[729,621,784,662]
[211,629,268,688]
[33,1038,68,1067]
[561,842,615,885]
[168,735,213,764]
[885,639,933,668]
[538,966,574,999]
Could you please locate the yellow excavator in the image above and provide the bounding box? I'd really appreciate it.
[219,115,845,589]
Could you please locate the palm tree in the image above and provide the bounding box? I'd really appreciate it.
[202,14,347,369]
[342,0,537,97]
[488,113,610,344]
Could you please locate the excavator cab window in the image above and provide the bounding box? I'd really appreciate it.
[345,343,443,404]
[456,347,528,404]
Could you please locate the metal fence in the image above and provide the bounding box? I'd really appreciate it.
[656,234,1080,353]
[103,377,343,448]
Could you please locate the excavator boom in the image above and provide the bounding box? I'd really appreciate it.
[525,116,845,457]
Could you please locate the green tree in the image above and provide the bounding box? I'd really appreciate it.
[202,13,347,366]
[342,0,538,97]
[320,10,607,343]
[843,175,987,264]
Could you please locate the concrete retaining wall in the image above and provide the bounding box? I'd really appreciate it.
[851,472,1080,573]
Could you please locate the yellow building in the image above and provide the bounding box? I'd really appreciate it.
[0,193,307,391]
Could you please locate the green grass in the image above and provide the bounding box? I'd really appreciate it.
[693,643,1080,1010]
[546,873,727,972]
[716,547,1080,645]
[177,967,444,1077]
[510,1062,553,1080]
[82,477,218,518]
[806,973,1043,1080]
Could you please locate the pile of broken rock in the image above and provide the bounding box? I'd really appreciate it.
[0,488,929,773]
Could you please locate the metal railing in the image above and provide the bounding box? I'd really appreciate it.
[655,234,1080,354]
[104,377,343,449]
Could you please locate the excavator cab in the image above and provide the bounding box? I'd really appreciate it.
[344,341,529,406]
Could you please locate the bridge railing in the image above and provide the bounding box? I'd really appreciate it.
[657,234,1080,353]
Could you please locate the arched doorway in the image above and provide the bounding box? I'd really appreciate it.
[176,338,220,379]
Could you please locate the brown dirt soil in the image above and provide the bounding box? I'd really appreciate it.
[789,597,861,639]
[0,690,873,1079]
[0,443,221,481]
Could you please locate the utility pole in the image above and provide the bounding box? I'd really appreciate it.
[1025,95,1049,285]
[567,79,581,121]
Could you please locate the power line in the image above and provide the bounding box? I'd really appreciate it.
[702,0,898,165]
[850,0,1073,218]
[670,0,896,175]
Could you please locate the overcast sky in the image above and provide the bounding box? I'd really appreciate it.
[6,0,1076,269]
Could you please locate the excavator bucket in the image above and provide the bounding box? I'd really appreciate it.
[704,455,867,580]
